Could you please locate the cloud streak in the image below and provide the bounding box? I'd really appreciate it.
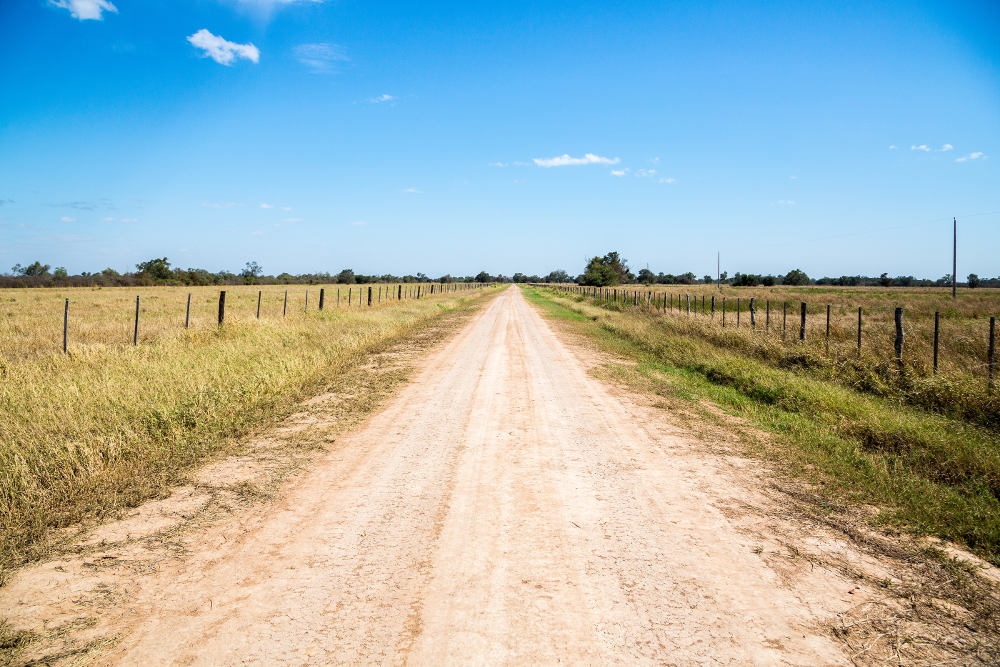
[294,43,347,73]
[533,153,620,168]
[955,152,986,162]
[50,0,117,21]
[187,29,259,66]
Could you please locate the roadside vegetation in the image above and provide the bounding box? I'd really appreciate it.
[522,286,1000,566]
[0,285,499,580]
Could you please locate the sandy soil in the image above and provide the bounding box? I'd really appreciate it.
[6,286,985,664]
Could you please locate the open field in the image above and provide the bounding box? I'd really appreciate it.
[549,283,1000,429]
[525,286,1000,567]
[0,283,474,359]
[0,283,496,579]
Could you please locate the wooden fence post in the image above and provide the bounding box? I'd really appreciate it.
[894,307,904,367]
[398,284,402,300]
[711,295,716,318]
[686,293,690,316]
[186,293,192,328]
[799,302,806,342]
[305,289,309,311]
[783,302,787,341]
[750,297,756,329]
[722,297,726,327]
[133,295,140,346]
[933,311,940,373]
[319,288,325,311]
[737,298,741,328]
[63,298,68,353]
[857,307,862,357]
[825,304,831,353]
[257,290,263,318]
[989,317,995,388]
[218,291,226,325]
[283,290,288,317]
[765,300,770,330]
[368,286,373,306]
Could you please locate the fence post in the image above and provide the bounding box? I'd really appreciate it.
[737,298,741,328]
[989,317,995,388]
[722,297,726,327]
[349,288,352,306]
[319,288,325,311]
[218,291,226,325]
[711,295,716,318]
[368,286,373,306]
[133,295,140,346]
[894,307,904,367]
[305,289,308,311]
[826,304,831,353]
[283,290,288,317]
[257,290,263,318]
[933,311,940,373]
[63,298,68,353]
[857,307,862,357]
[186,293,192,328]
[765,300,770,330]
[750,297,756,329]
[686,293,690,316]
[783,302,787,341]
[799,302,806,342]
[398,284,402,300]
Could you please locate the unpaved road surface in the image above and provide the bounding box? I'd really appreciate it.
[6,286,911,664]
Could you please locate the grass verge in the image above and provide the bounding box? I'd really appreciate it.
[0,287,499,581]
[522,286,1000,566]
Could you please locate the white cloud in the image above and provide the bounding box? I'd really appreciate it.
[635,168,657,178]
[201,201,243,208]
[610,169,627,177]
[60,216,76,222]
[533,153,620,168]
[187,29,259,66]
[50,0,117,21]
[888,145,898,150]
[650,156,660,164]
[940,143,954,152]
[955,152,986,162]
[368,93,395,104]
[259,203,275,209]
[910,144,931,152]
[774,200,796,206]
[294,43,347,73]
[402,187,422,193]
[659,177,676,184]
[489,162,508,167]
[102,216,116,222]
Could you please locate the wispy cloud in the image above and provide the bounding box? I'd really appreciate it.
[294,43,347,73]
[489,162,508,167]
[402,187,422,194]
[281,206,293,211]
[259,203,275,209]
[941,143,954,152]
[533,153,620,168]
[659,177,676,184]
[50,0,117,21]
[60,216,77,222]
[201,201,244,208]
[366,93,395,104]
[888,145,898,150]
[955,152,986,163]
[911,144,931,152]
[187,29,259,66]
[610,169,627,177]
[120,217,138,223]
[774,200,796,206]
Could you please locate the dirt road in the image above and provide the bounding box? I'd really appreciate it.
[8,286,880,664]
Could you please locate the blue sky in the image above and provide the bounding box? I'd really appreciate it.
[1,0,997,279]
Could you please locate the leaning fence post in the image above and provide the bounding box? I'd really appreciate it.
[63,298,69,353]
[218,291,226,325]
[894,307,904,367]
[133,295,140,346]
[750,297,756,329]
[799,302,806,342]
[283,290,288,317]
[186,293,192,328]
[257,290,263,319]
[933,311,940,373]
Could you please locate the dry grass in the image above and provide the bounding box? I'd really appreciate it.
[0,283,497,580]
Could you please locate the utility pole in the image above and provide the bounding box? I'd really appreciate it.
[952,217,957,299]
[717,252,721,291]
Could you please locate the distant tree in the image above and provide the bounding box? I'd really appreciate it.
[719,271,728,283]
[136,257,172,281]
[580,251,630,286]
[512,272,529,283]
[657,273,676,284]
[676,272,696,285]
[14,261,50,277]
[702,275,713,284]
[335,268,355,284]
[879,272,892,287]
[53,267,68,278]
[438,274,454,283]
[732,272,759,287]
[544,269,570,283]
[415,273,429,282]
[475,270,492,283]
[636,268,656,284]
[761,275,776,286]
[782,268,809,286]
[968,273,981,288]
